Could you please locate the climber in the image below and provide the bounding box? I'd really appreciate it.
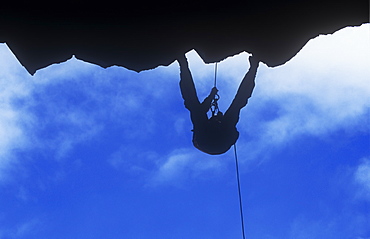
[178,54,260,155]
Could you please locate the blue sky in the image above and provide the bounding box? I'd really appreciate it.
[0,24,369,239]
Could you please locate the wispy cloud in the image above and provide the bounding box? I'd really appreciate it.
[0,47,129,181]
[0,217,41,239]
[289,212,369,239]
[0,44,35,182]
[354,157,370,200]
[0,39,186,184]
[235,24,370,161]
[287,155,370,239]
[151,148,226,186]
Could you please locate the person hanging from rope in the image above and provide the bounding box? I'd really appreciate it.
[178,54,260,155]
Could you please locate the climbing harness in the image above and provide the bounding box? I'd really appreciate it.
[210,93,220,117]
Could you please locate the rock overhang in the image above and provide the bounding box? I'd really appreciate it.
[0,0,368,75]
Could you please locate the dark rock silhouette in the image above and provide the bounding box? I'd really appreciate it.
[179,54,259,155]
[0,0,368,74]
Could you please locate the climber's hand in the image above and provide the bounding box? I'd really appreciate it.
[249,55,260,66]
[211,87,218,95]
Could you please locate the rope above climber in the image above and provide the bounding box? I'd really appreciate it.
[178,54,260,155]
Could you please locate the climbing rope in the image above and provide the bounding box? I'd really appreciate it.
[212,62,246,238]
[210,62,220,117]
[234,144,246,239]
[214,62,218,88]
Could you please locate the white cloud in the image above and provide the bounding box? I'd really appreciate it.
[0,45,124,180]
[0,44,35,182]
[289,212,369,239]
[0,218,41,239]
[151,148,225,186]
[0,40,184,183]
[354,157,370,200]
[155,150,193,182]
[234,24,370,160]
[287,156,370,239]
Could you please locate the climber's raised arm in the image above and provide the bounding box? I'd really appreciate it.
[178,55,201,110]
[223,55,260,126]
[232,55,259,109]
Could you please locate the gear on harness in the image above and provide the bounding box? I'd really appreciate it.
[210,62,222,117]
[210,91,220,117]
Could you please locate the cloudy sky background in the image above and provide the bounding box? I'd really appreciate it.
[0,24,369,238]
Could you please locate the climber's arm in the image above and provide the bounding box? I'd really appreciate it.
[224,55,260,126]
[178,55,201,109]
[231,55,259,109]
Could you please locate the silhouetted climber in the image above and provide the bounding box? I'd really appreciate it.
[178,54,260,155]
